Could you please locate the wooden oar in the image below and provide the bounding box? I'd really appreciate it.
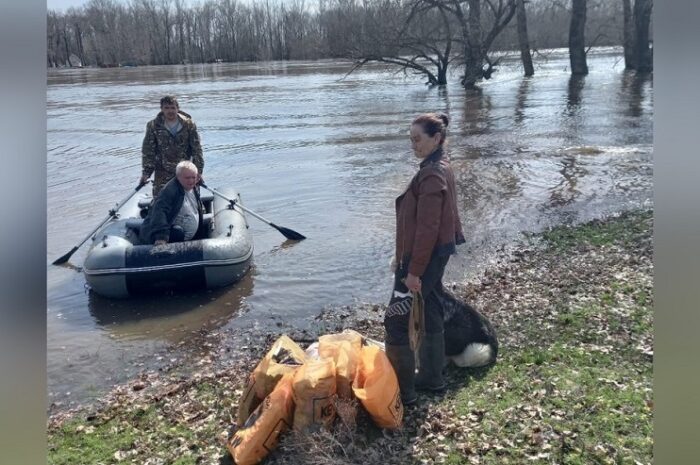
[52,181,150,265]
[200,183,306,241]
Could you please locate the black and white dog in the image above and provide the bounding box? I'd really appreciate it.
[442,291,499,368]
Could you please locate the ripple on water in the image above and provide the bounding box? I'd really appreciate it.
[47,49,653,407]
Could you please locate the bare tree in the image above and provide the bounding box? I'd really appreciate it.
[159,0,173,64]
[622,0,634,68]
[380,0,518,88]
[568,0,588,75]
[348,0,455,86]
[46,0,626,70]
[46,12,62,67]
[633,0,652,72]
[516,0,534,76]
[451,0,518,88]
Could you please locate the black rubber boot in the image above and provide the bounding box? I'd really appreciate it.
[385,344,418,406]
[415,332,447,392]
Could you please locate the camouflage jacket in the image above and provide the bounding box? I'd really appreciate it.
[141,110,204,180]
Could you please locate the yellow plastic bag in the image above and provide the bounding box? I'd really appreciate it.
[319,329,363,351]
[228,372,296,465]
[318,330,363,399]
[292,357,337,431]
[352,345,403,429]
[237,335,306,426]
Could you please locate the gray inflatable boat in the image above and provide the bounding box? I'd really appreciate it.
[83,187,253,298]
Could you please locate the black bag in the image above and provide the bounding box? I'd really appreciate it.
[441,290,498,363]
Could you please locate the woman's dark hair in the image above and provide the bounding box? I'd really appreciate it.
[412,112,449,144]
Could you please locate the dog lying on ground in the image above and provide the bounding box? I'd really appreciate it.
[441,290,499,368]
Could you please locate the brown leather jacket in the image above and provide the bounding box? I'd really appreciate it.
[395,147,465,277]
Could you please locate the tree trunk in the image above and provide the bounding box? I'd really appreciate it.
[568,0,588,75]
[164,14,171,63]
[516,0,534,76]
[62,33,71,65]
[633,0,652,72]
[76,24,85,65]
[622,0,635,69]
[463,0,483,89]
[437,66,447,86]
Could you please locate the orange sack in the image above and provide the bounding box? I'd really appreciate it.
[352,345,403,429]
[318,330,363,399]
[237,335,306,426]
[292,357,337,431]
[228,372,296,465]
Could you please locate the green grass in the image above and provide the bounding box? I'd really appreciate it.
[542,211,652,252]
[49,409,148,465]
[445,341,652,464]
[48,210,653,465]
[48,405,199,465]
[435,212,653,464]
[443,290,652,463]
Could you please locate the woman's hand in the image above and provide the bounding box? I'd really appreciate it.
[405,273,422,293]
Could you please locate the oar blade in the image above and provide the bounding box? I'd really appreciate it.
[202,184,306,241]
[52,246,79,265]
[271,223,306,241]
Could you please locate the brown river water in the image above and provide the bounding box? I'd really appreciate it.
[47,47,652,408]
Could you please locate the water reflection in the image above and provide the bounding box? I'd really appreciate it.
[548,155,586,207]
[269,238,306,254]
[47,49,653,406]
[436,85,450,108]
[561,76,587,146]
[620,71,650,117]
[48,60,367,87]
[566,75,586,111]
[87,272,254,342]
[436,85,453,124]
[462,87,493,135]
[514,77,532,125]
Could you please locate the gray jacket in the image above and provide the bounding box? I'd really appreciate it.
[139,177,204,244]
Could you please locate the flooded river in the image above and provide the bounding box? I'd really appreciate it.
[47,47,652,408]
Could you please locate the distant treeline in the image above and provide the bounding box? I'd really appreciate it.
[47,0,625,68]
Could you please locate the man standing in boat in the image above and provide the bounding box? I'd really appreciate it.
[139,161,205,246]
[139,95,204,196]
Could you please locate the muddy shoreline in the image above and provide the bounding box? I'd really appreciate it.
[48,209,653,465]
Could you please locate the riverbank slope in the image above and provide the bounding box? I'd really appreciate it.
[48,209,653,465]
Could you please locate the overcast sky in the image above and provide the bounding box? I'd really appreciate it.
[47,0,196,12]
[47,0,92,12]
[47,0,254,12]
[47,0,121,12]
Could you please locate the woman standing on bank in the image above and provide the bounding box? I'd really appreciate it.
[385,113,465,406]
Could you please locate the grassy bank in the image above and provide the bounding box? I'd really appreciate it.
[48,210,653,465]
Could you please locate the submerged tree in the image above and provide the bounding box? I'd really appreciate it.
[621,0,652,72]
[348,0,518,88]
[454,0,518,88]
[347,0,456,86]
[46,0,627,74]
[569,0,588,75]
[632,0,652,72]
[516,0,534,76]
[622,0,635,68]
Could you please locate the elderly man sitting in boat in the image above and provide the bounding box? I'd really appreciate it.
[139,160,204,246]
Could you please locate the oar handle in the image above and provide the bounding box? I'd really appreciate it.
[87,181,150,240]
[200,183,305,241]
[234,201,272,225]
[202,183,272,225]
[52,181,150,265]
